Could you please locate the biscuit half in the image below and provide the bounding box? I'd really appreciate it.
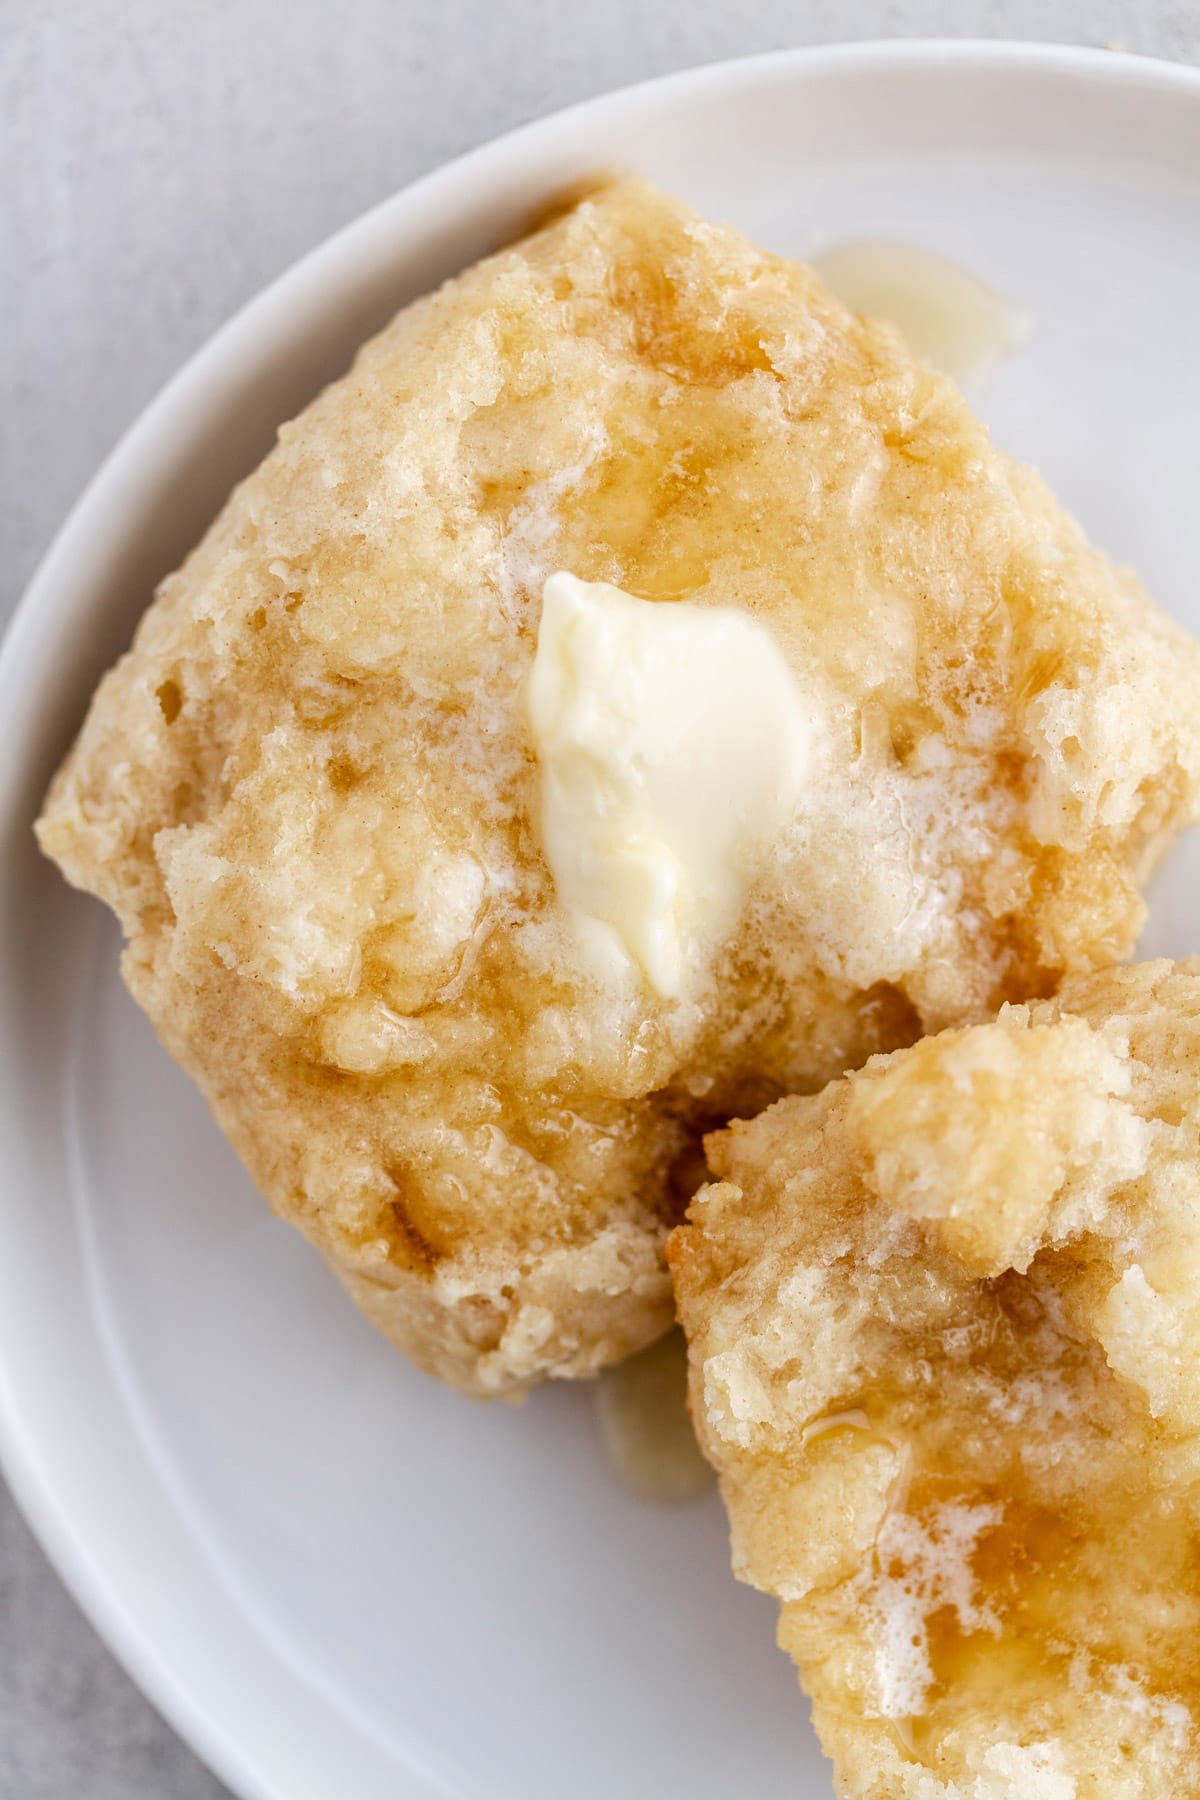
[672,960,1200,1796]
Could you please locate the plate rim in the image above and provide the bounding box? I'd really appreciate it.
[4,35,1200,1800]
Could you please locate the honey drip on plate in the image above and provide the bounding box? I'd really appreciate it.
[813,241,1030,400]
[595,1327,715,1504]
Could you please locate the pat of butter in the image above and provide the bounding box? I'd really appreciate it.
[525,572,811,999]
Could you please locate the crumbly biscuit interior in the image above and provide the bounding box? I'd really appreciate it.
[672,960,1200,1798]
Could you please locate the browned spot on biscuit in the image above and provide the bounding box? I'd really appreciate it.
[156,679,182,723]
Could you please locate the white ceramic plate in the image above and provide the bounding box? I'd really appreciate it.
[4,40,1200,1800]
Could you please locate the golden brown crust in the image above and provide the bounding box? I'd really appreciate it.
[37,177,1200,1394]
[672,959,1200,1797]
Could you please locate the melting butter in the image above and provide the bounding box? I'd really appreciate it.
[526,572,812,999]
[813,240,1030,400]
[594,1328,716,1505]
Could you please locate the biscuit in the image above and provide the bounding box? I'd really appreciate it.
[37,178,1200,1394]
[671,960,1200,1796]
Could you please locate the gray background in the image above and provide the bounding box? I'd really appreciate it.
[3,2,1199,1795]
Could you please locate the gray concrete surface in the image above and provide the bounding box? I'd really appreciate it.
[3,2,1198,1795]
